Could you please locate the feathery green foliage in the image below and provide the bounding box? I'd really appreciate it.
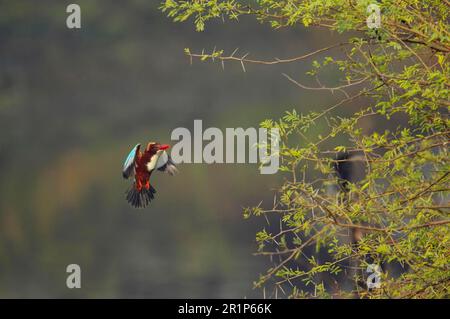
[161,0,449,298]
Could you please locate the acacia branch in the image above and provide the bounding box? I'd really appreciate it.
[282,74,369,98]
[186,42,350,71]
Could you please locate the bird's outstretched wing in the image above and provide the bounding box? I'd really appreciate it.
[122,144,141,179]
[157,151,178,175]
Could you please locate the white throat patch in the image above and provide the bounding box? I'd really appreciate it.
[146,150,168,172]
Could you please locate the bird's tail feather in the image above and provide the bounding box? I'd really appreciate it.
[126,184,156,208]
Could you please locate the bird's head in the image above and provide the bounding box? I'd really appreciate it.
[146,142,170,154]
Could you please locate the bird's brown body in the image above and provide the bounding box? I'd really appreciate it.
[134,143,159,192]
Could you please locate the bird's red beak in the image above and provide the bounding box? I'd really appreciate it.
[159,144,170,151]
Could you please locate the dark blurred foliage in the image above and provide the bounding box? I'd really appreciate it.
[0,0,381,297]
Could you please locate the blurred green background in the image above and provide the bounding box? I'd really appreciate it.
[0,0,361,298]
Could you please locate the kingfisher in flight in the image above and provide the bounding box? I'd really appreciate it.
[122,142,178,208]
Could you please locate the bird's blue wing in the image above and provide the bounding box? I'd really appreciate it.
[122,143,140,179]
